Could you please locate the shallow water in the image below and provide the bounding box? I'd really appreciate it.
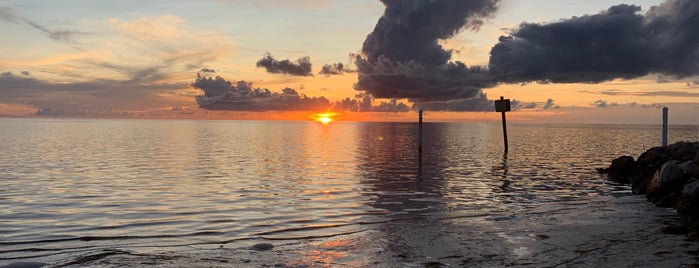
[1,118,698,267]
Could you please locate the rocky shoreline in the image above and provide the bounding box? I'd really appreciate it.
[601,141,699,239]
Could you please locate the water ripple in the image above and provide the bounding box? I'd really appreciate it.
[1,119,698,266]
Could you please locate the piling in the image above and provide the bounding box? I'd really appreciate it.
[418,110,423,175]
[662,107,668,146]
[418,110,423,158]
[494,96,511,155]
[501,108,508,154]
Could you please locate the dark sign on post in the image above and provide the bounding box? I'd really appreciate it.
[494,97,511,112]
[494,96,510,154]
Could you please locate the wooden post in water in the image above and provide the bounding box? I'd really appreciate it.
[418,110,423,158]
[418,110,423,175]
[494,96,511,155]
[662,107,668,146]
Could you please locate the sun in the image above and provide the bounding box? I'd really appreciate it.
[319,116,332,124]
[312,112,337,124]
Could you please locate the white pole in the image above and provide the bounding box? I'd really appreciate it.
[662,107,668,146]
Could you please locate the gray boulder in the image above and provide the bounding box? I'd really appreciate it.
[679,160,699,177]
[646,160,689,206]
[683,179,699,200]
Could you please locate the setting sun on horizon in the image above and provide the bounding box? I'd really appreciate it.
[312,112,337,124]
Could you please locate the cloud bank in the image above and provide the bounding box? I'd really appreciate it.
[334,93,410,112]
[192,75,411,112]
[351,0,699,112]
[192,76,329,111]
[0,71,186,115]
[490,0,699,83]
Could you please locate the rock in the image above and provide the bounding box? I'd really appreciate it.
[605,155,635,183]
[646,160,687,202]
[676,195,699,239]
[424,261,446,268]
[629,147,667,194]
[655,192,677,208]
[680,160,699,177]
[251,243,274,251]
[0,262,46,268]
[683,178,699,200]
[634,143,699,194]
[606,141,699,239]
[632,179,649,195]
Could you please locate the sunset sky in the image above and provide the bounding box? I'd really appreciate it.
[1,0,697,124]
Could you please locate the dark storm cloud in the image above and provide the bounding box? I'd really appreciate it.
[0,6,86,43]
[318,63,353,75]
[355,0,500,102]
[192,76,330,111]
[200,68,216,73]
[256,53,313,76]
[490,0,699,83]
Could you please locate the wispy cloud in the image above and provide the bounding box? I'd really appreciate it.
[0,6,88,44]
[106,15,234,73]
[599,90,699,98]
[0,13,235,114]
[213,0,332,10]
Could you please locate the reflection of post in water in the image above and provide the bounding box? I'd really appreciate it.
[418,110,423,176]
[499,153,511,191]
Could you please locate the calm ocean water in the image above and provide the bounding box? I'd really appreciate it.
[1,118,698,267]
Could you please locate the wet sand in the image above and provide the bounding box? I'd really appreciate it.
[33,194,697,268]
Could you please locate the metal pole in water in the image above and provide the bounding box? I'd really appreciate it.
[662,107,668,146]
